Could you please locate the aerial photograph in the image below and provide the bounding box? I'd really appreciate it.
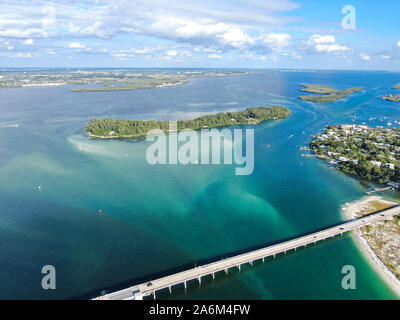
[0,0,400,312]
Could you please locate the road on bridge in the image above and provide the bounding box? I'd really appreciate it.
[96,205,400,300]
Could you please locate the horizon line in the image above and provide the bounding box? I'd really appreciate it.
[1,67,400,72]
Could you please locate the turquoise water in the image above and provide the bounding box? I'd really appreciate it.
[0,70,400,299]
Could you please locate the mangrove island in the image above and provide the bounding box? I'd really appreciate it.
[86,106,291,138]
[299,84,364,103]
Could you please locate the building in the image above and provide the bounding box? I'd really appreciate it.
[371,160,382,167]
[384,163,395,170]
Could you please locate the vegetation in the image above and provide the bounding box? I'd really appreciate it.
[382,95,400,102]
[382,83,400,102]
[310,125,400,184]
[70,78,187,92]
[299,84,364,103]
[86,106,291,138]
[355,200,400,281]
[0,69,249,91]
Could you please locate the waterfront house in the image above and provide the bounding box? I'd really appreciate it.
[371,160,382,167]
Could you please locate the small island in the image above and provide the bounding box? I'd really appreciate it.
[310,125,400,185]
[382,83,400,102]
[70,78,188,92]
[86,106,291,138]
[299,84,364,103]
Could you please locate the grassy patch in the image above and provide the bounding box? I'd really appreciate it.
[299,84,364,103]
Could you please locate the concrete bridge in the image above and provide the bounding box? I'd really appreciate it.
[95,205,400,300]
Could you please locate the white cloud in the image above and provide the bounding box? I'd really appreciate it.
[167,49,178,56]
[304,35,349,53]
[0,28,48,38]
[315,43,348,52]
[220,27,254,48]
[309,35,335,44]
[111,46,194,61]
[239,52,268,60]
[41,5,56,29]
[261,33,291,49]
[360,53,371,61]
[291,51,301,60]
[0,0,301,59]
[149,18,255,51]
[173,21,227,39]
[68,42,85,49]
[282,51,301,60]
[4,0,399,67]
[380,41,400,62]
[208,53,222,59]
[130,48,153,54]
[13,52,33,58]
[23,38,34,45]
[111,52,135,60]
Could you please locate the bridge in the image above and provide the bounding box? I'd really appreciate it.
[95,205,400,300]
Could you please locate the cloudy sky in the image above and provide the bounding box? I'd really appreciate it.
[0,0,399,69]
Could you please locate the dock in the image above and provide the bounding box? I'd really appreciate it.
[301,154,317,158]
[366,186,393,195]
[94,206,400,300]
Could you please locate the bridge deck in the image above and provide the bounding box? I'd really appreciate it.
[95,205,400,300]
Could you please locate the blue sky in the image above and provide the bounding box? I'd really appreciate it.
[0,0,399,69]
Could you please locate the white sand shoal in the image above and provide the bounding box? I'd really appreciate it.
[341,196,400,297]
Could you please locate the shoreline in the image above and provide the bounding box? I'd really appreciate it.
[87,131,141,139]
[341,196,400,297]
